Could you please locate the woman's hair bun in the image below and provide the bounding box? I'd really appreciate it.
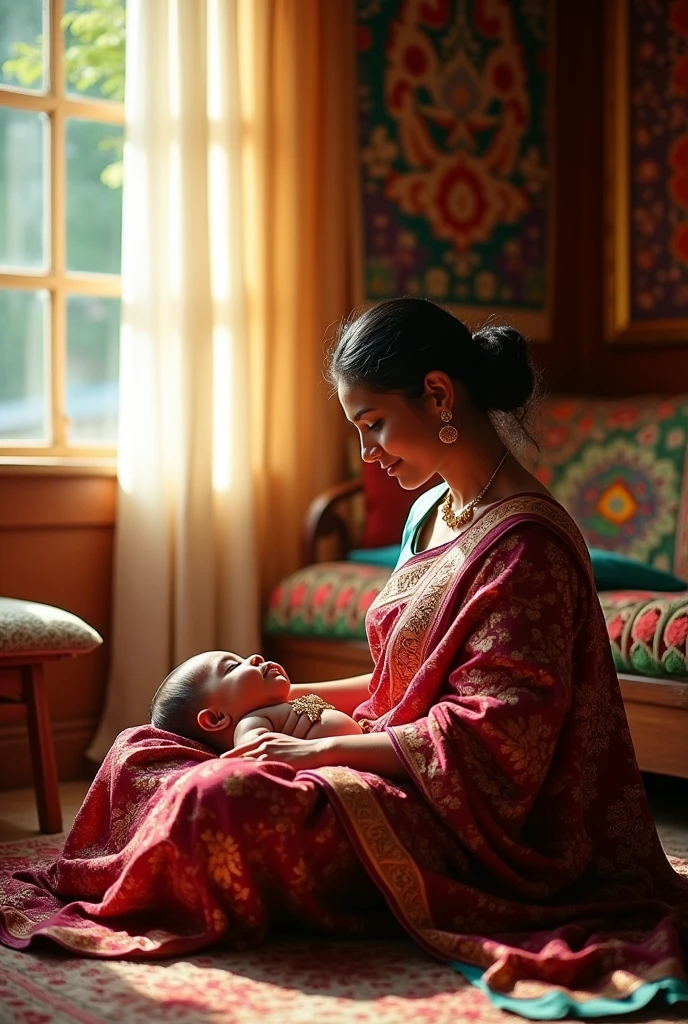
[469,324,534,412]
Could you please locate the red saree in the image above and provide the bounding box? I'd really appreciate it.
[1,495,687,1014]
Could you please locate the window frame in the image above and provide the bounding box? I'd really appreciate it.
[0,0,123,462]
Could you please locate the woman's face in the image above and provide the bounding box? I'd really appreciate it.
[338,380,442,490]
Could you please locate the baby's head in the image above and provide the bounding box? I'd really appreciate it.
[150,651,290,752]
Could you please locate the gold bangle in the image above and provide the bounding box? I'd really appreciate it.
[289,694,336,723]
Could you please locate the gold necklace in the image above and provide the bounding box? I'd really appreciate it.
[440,449,509,530]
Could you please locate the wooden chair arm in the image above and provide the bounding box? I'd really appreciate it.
[302,477,363,565]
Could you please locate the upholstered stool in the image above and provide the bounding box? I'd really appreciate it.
[0,598,103,833]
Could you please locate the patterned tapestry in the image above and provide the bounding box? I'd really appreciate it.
[356,0,550,335]
[629,0,688,322]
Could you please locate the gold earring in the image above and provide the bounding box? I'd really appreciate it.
[439,409,458,444]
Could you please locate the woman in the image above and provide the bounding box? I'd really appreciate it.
[1,298,686,1018]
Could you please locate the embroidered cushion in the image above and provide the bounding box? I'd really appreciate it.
[533,395,688,578]
[264,562,391,641]
[0,597,103,659]
[265,564,688,680]
[600,591,688,678]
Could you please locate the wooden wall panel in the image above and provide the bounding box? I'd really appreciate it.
[0,473,116,790]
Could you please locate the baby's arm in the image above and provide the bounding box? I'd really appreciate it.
[230,702,294,747]
[229,703,362,749]
[232,713,275,747]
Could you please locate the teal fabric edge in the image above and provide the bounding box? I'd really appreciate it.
[347,541,688,590]
[450,962,688,1020]
[348,545,401,567]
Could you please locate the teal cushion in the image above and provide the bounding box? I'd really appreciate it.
[589,548,687,592]
[348,545,401,568]
[348,544,687,591]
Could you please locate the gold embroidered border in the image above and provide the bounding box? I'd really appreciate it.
[390,724,441,808]
[463,496,591,572]
[312,765,463,958]
[1,909,177,953]
[374,496,591,617]
[369,557,436,612]
[379,497,593,697]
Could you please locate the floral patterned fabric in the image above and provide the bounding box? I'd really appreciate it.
[532,395,688,579]
[0,729,390,958]
[0,597,102,658]
[4,495,687,1020]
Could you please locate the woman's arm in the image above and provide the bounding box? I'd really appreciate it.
[288,672,373,716]
[319,731,409,779]
[223,727,409,780]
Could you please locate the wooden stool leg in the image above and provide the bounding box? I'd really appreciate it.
[22,664,62,833]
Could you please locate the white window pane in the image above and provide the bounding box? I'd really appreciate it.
[67,119,124,274]
[67,295,120,442]
[0,109,48,270]
[0,289,48,441]
[0,0,48,95]
[64,0,126,102]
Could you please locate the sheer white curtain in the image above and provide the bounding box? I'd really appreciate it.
[89,0,359,760]
[88,0,260,759]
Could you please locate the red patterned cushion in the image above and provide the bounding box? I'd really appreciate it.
[264,561,392,640]
[599,591,688,678]
[360,461,439,549]
[532,396,688,578]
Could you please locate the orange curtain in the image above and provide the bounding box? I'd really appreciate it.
[244,0,361,600]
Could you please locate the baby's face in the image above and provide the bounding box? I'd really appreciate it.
[196,651,291,724]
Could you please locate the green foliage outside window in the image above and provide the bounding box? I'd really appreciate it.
[2,0,125,188]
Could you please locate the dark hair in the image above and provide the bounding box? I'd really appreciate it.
[150,660,210,747]
[326,297,544,449]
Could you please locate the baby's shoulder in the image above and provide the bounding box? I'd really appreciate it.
[238,701,293,731]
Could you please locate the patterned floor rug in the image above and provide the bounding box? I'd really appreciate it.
[1,833,687,1024]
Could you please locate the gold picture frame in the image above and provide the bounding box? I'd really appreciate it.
[605,0,688,345]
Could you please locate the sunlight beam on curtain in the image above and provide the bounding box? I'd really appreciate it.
[89,0,359,760]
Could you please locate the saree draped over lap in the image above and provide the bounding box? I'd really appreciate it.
[1,494,687,1016]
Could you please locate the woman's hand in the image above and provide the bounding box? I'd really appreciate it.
[220,732,331,770]
[220,730,409,779]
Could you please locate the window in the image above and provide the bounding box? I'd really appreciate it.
[0,0,125,461]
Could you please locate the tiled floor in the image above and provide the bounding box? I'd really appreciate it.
[0,772,686,848]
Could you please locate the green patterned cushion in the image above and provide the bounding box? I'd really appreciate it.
[264,562,392,641]
[533,396,688,578]
[600,591,688,679]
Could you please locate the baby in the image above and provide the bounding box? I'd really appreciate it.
[150,650,362,754]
